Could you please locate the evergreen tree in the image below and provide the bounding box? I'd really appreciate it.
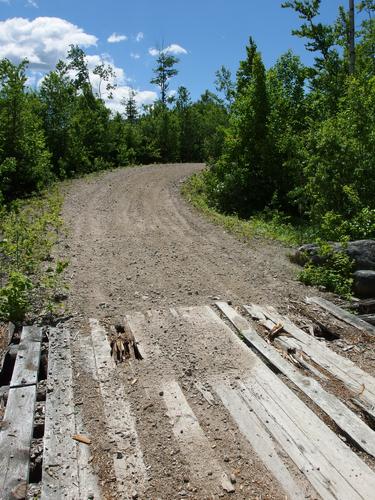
[150,49,179,105]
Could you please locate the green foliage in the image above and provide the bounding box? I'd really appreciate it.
[299,241,354,298]
[0,189,65,321]
[182,171,313,246]
[0,271,33,322]
[150,49,179,106]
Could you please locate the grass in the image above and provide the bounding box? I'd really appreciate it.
[0,186,67,322]
[181,171,315,247]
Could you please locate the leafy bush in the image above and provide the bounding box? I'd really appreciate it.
[0,188,65,321]
[0,271,33,322]
[299,241,354,298]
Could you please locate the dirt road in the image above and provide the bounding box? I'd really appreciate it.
[58,163,322,499]
[55,163,368,500]
[62,163,308,320]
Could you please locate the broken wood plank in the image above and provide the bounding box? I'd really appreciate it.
[89,319,147,499]
[163,380,234,494]
[307,296,375,336]
[10,326,42,388]
[253,304,375,420]
[216,302,375,458]
[0,385,36,499]
[42,327,80,499]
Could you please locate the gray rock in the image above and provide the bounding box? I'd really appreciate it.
[295,240,375,271]
[353,270,375,298]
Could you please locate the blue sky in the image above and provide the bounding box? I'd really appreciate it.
[0,0,354,110]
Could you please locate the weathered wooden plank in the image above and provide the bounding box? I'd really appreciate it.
[217,302,375,458]
[253,303,375,419]
[90,319,147,499]
[205,306,375,499]
[0,385,36,499]
[307,296,375,335]
[163,380,234,494]
[215,382,306,500]
[239,374,372,500]
[41,327,80,500]
[10,326,42,388]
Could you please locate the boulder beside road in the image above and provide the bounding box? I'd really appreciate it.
[294,239,375,298]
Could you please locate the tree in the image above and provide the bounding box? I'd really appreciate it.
[150,49,179,105]
[123,89,138,123]
[236,37,258,94]
[214,66,235,108]
[0,59,51,200]
[175,86,195,161]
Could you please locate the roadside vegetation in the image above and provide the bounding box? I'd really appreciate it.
[0,0,374,311]
[0,190,67,322]
[184,0,375,297]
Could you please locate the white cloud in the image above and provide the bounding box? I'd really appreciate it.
[148,47,159,57]
[0,16,155,114]
[164,44,188,55]
[107,32,127,44]
[108,87,157,114]
[130,52,140,60]
[148,43,188,57]
[0,17,97,69]
[135,31,143,42]
[26,0,38,7]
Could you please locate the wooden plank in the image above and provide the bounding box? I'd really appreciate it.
[242,303,266,321]
[215,382,306,500]
[163,380,234,494]
[239,374,374,500]
[10,326,42,388]
[42,327,80,500]
[204,307,375,499]
[90,319,147,499]
[254,304,375,419]
[0,385,36,499]
[307,296,375,335]
[217,302,375,458]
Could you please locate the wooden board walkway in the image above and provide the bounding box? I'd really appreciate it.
[246,303,375,420]
[0,326,42,499]
[3,302,375,499]
[216,301,375,458]
[202,306,375,500]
